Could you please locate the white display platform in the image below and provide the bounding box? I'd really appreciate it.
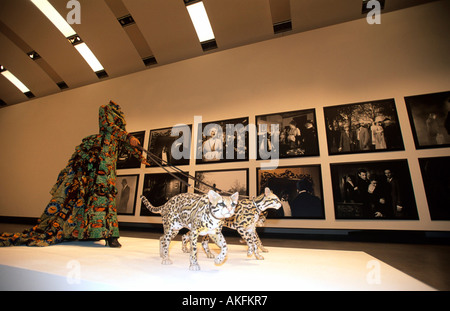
[0,237,435,291]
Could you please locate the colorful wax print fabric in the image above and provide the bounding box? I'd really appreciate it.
[0,102,145,246]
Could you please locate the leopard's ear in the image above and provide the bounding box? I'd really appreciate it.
[207,190,221,205]
[231,192,239,204]
[264,187,271,196]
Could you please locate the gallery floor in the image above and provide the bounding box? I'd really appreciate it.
[0,223,449,291]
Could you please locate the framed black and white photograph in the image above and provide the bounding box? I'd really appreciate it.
[147,125,192,167]
[405,91,450,149]
[117,131,145,169]
[256,108,319,159]
[194,169,249,197]
[140,172,189,216]
[256,165,324,219]
[324,99,404,155]
[330,160,418,220]
[195,117,249,164]
[419,156,450,220]
[116,174,139,215]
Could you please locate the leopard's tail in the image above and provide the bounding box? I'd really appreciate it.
[140,195,163,214]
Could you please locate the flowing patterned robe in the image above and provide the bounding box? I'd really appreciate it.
[0,102,145,246]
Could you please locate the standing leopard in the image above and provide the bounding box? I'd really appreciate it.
[141,190,238,270]
[182,187,281,260]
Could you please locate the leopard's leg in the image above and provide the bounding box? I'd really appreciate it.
[201,235,215,258]
[238,227,264,260]
[254,231,268,252]
[249,230,264,260]
[181,232,190,253]
[189,230,201,271]
[208,231,228,265]
[160,228,178,265]
[237,227,254,256]
[159,235,164,258]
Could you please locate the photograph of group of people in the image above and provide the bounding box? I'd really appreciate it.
[324,99,404,155]
[330,160,419,219]
[257,165,324,219]
[256,109,319,159]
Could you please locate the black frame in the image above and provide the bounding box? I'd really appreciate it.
[405,91,450,149]
[194,168,249,197]
[195,117,249,164]
[324,98,404,155]
[147,125,192,167]
[255,108,319,160]
[256,164,325,219]
[418,156,450,220]
[330,159,418,220]
[140,172,189,216]
[116,174,140,215]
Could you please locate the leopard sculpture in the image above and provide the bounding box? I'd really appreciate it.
[140,190,238,271]
[182,187,281,260]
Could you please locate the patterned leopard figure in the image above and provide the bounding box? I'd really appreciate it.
[182,187,281,260]
[141,190,238,271]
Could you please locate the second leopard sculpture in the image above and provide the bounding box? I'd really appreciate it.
[140,190,238,271]
[182,187,281,260]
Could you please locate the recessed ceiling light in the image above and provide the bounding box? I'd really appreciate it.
[74,43,105,73]
[186,1,215,43]
[30,0,76,38]
[0,66,31,93]
[27,50,41,60]
[31,0,106,76]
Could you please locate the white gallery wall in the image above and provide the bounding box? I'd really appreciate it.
[0,1,449,231]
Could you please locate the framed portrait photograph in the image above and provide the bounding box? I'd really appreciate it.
[194,169,249,197]
[140,172,189,216]
[330,160,418,220]
[419,156,450,220]
[256,165,325,219]
[405,91,450,149]
[117,131,145,169]
[324,99,404,155]
[147,125,192,167]
[195,117,249,164]
[256,108,319,160]
[116,174,139,215]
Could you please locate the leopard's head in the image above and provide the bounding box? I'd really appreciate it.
[256,187,282,212]
[207,190,238,219]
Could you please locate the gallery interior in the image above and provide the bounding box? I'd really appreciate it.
[0,0,449,291]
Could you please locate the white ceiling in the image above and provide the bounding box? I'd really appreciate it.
[0,0,437,107]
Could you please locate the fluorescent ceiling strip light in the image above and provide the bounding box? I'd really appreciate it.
[31,0,105,73]
[1,70,30,93]
[186,1,215,42]
[30,0,76,38]
[74,43,104,72]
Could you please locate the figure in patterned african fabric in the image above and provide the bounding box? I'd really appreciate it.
[0,101,147,247]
